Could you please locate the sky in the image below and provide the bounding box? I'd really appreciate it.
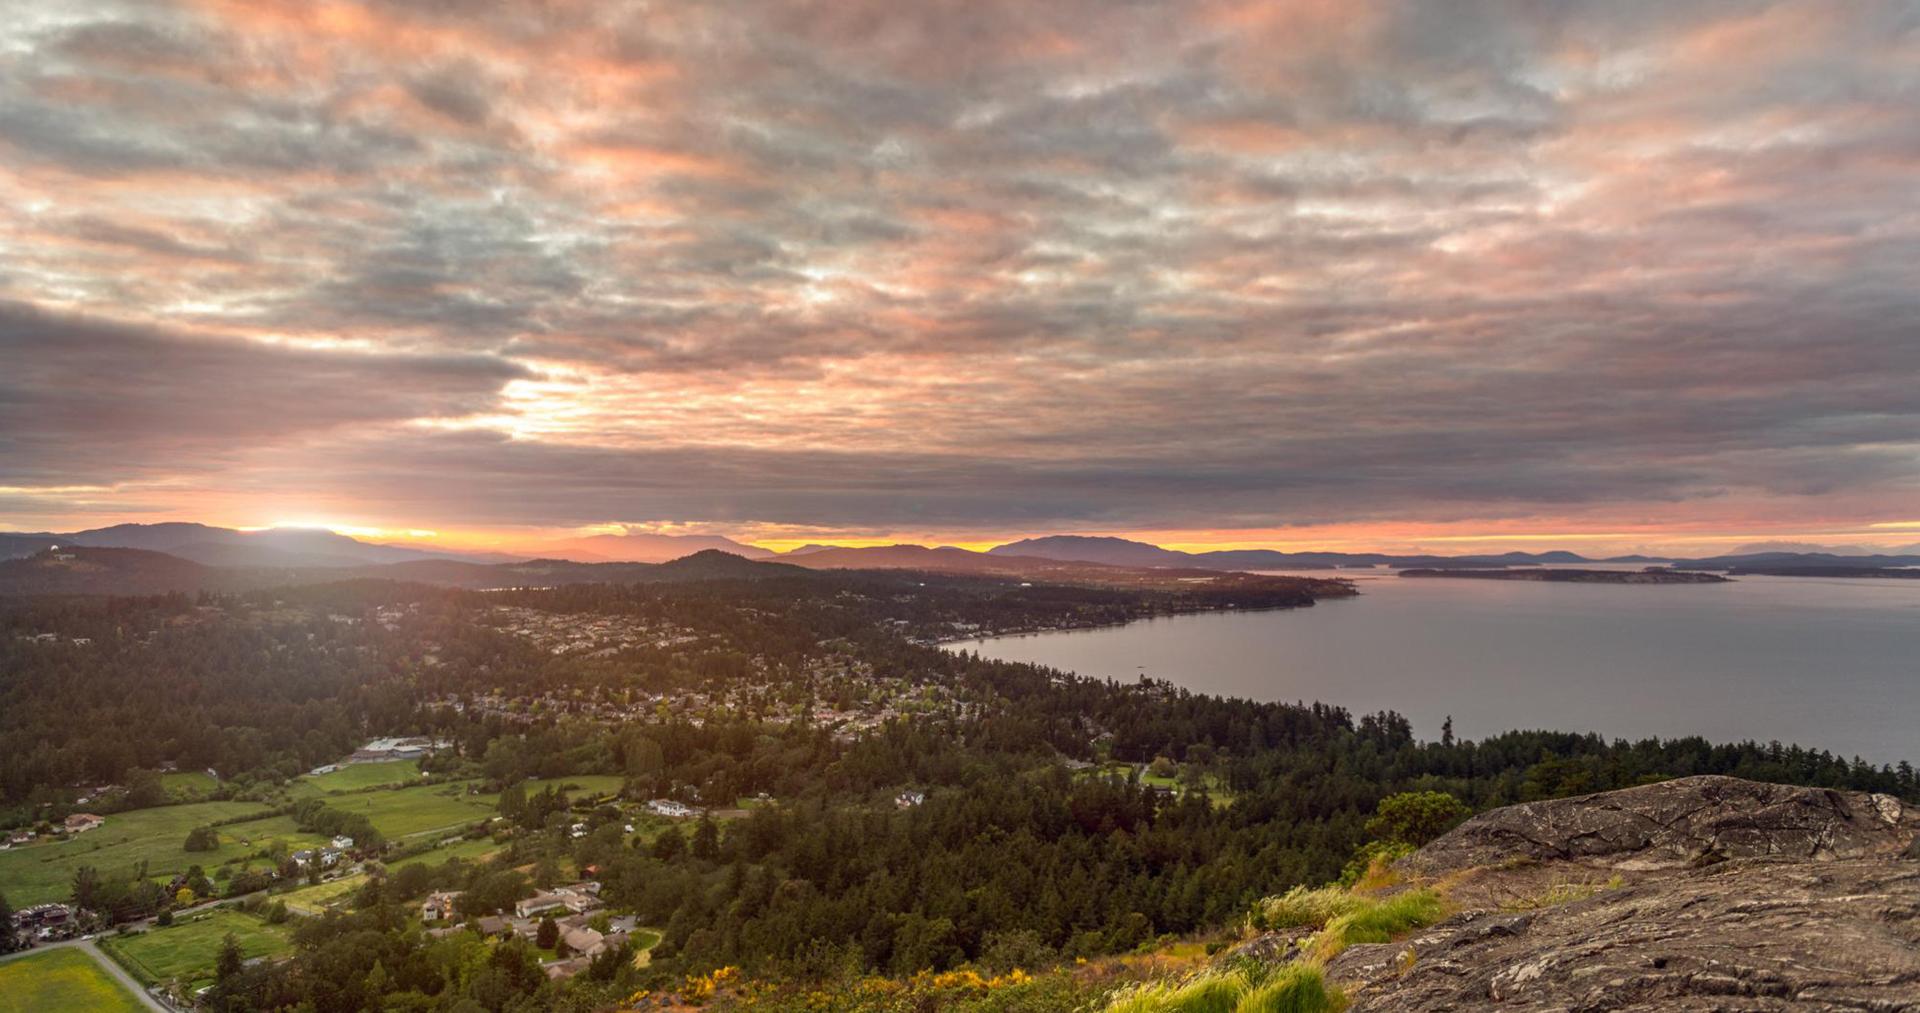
[2,1,1918,556]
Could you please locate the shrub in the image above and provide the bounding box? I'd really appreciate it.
[1363,792,1468,847]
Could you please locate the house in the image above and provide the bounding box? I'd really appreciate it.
[895,790,926,809]
[64,813,106,834]
[568,822,588,839]
[515,893,571,919]
[542,956,592,982]
[476,916,511,938]
[646,799,696,818]
[421,891,462,922]
[330,835,354,850]
[561,926,605,955]
[514,884,602,919]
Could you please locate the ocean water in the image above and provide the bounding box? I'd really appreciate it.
[945,570,1920,764]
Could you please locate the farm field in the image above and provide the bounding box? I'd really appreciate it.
[501,774,626,801]
[326,781,495,839]
[279,874,366,914]
[298,759,424,794]
[388,836,499,872]
[159,771,218,800]
[100,909,291,990]
[0,800,276,906]
[0,947,149,1013]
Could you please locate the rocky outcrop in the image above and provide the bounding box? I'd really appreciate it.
[1405,776,1918,873]
[1333,776,1920,1011]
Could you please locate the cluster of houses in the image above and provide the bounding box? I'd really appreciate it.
[2,813,105,850]
[421,881,635,981]
[10,903,76,942]
[290,835,358,871]
[485,605,700,657]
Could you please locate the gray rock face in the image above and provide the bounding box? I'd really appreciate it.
[1405,775,1918,873]
[1334,776,1920,1012]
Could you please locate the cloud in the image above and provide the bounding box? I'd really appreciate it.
[1,1,1916,539]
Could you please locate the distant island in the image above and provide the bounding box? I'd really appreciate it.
[1398,567,1731,584]
[1726,565,1920,579]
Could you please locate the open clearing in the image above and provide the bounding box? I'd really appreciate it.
[0,947,149,1013]
[297,759,425,794]
[388,836,499,872]
[280,874,366,914]
[159,771,218,800]
[100,909,291,989]
[0,800,277,906]
[478,774,626,804]
[326,781,496,839]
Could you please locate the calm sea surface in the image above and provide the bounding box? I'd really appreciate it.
[945,569,1920,764]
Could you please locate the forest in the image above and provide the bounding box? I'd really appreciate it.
[4,576,1916,1011]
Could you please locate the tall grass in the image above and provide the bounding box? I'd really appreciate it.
[1249,886,1367,931]
[1236,963,1344,1013]
[1102,963,1345,1013]
[1108,883,1441,1013]
[1307,890,1444,961]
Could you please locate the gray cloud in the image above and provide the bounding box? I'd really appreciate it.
[1,1,1916,537]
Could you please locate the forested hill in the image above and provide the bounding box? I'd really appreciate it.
[0,544,1351,601]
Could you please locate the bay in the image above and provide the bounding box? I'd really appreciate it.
[945,570,1920,764]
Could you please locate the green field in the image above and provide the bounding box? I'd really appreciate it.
[100,909,292,989]
[299,759,425,793]
[160,771,219,799]
[0,800,279,906]
[279,874,366,914]
[388,836,499,873]
[509,774,626,800]
[0,947,149,1013]
[325,782,496,839]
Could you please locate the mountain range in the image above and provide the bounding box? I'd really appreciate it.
[0,523,774,569]
[2,524,1915,596]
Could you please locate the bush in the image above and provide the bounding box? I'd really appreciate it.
[1363,792,1469,847]
[184,826,220,851]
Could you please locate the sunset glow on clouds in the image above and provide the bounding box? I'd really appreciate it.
[2,1,1918,553]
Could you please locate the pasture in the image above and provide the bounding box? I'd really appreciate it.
[100,908,291,989]
[279,874,366,915]
[388,836,499,873]
[0,800,276,906]
[298,759,424,794]
[324,782,496,839]
[0,947,149,1013]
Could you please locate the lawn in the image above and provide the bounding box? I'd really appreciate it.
[0,947,149,1013]
[388,836,499,873]
[326,781,497,839]
[100,909,292,989]
[0,800,276,907]
[279,874,366,914]
[300,759,425,793]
